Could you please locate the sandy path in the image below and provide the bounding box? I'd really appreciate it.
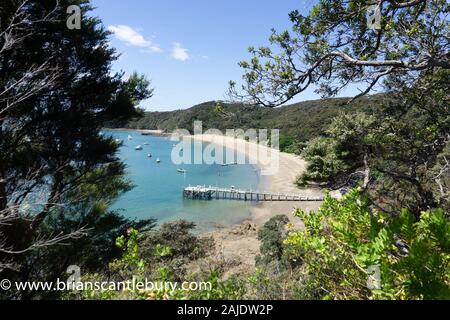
[183,134,324,276]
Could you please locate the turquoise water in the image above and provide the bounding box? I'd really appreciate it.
[106,130,261,232]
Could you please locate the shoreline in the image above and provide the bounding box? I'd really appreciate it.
[106,128,323,276]
[184,134,324,276]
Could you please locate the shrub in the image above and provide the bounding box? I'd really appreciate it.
[283,189,450,300]
[297,137,348,185]
[256,215,290,269]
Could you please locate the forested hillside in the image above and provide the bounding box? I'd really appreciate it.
[116,94,387,144]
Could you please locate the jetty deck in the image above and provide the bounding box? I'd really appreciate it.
[183,185,324,202]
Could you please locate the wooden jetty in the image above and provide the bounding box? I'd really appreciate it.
[183,185,324,202]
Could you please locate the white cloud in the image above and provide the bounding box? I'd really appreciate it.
[108,25,161,53]
[171,42,189,61]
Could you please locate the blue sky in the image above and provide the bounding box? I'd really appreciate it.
[92,0,354,111]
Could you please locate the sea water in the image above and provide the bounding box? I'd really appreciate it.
[106,130,261,232]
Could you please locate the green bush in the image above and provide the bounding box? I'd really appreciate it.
[284,189,450,300]
[256,215,290,268]
[297,137,348,185]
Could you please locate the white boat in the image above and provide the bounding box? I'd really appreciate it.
[144,142,150,145]
[128,135,133,140]
[177,169,187,173]
[115,139,122,143]
[147,154,152,158]
[135,145,143,150]
[156,158,161,163]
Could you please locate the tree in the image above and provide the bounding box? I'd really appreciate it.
[0,0,154,298]
[297,70,449,216]
[256,215,290,268]
[298,112,378,187]
[0,0,69,273]
[230,0,449,216]
[229,0,449,107]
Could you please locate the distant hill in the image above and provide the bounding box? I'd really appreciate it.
[113,94,387,152]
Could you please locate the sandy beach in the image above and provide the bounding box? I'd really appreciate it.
[185,134,324,276]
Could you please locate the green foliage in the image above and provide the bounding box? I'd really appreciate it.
[111,228,146,275]
[279,134,304,154]
[430,142,450,210]
[226,0,450,221]
[298,69,450,217]
[283,189,450,300]
[67,194,449,301]
[34,204,155,286]
[2,0,448,302]
[297,137,346,185]
[141,220,213,264]
[256,215,290,268]
[70,222,247,300]
[370,70,450,215]
[187,271,246,300]
[0,0,153,299]
[114,95,385,146]
[246,268,289,300]
[297,112,378,186]
[213,102,224,115]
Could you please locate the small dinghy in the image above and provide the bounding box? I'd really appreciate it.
[147,154,152,158]
[156,158,161,163]
[177,169,187,174]
[135,145,143,150]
